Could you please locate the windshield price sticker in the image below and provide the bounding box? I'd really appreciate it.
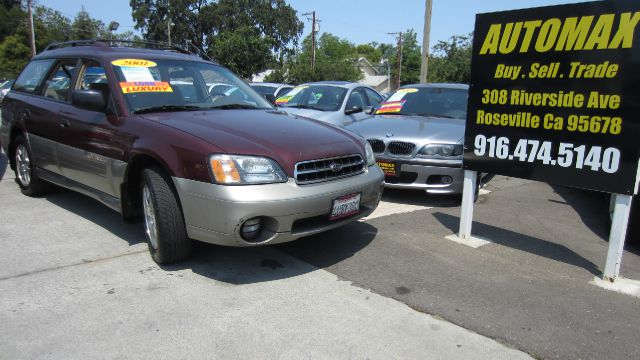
[120,81,173,94]
[275,85,308,104]
[464,1,640,195]
[385,88,418,102]
[376,100,406,114]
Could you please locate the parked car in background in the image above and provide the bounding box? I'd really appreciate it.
[0,79,14,104]
[1,40,384,264]
[276,81,384,127]
[346,83,476,195]
[250,82,294,103]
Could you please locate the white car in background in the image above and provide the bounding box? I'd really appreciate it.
[276,81,384,127]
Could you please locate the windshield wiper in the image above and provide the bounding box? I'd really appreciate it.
[133,104,200,114]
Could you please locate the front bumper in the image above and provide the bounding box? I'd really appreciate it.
[377,156,464,194]
[172,165,384,246]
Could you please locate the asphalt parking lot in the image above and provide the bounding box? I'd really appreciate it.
[1,150,639,359]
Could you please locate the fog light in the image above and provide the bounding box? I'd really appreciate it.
[441,176,453,185]
[241,217,263,241]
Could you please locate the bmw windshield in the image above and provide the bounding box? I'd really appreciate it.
[375,87,468,119]
[275,85,347,112]
[111,59,273,113]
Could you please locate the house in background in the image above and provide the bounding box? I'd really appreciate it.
[357,57,391,94]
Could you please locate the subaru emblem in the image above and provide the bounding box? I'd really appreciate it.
[329,162,343,172]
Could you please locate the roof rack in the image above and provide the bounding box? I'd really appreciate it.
[43,39,197,57]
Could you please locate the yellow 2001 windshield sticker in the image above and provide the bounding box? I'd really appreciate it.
[120,81,173,94]
[111,59,157,67]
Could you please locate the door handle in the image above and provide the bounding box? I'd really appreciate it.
[60,119,70,128]
[21,109,31,121]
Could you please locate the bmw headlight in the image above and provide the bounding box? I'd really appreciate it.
[364,141,376,166]
[209,154,287,185]
[417,144,463,159]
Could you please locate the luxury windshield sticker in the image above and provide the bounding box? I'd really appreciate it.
[375,100,406,114]
[275,85,308,104]
[464,0,640,195]
[119,81,173,94]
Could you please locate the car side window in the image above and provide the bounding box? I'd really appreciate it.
[276,86,293,98]
[76,60,116,114]
[42,60,77,102]
[365,88,383,108]
[13,59,55,94]
[346,88,366,110]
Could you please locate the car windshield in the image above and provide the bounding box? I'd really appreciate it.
[251,85,277,96]
[111,59,273,113]
[275,85,347,112]
[375,87,468,119]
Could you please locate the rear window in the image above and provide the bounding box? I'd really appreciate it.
[13,60,55,94]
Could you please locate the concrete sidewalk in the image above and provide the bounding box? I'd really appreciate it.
[0,154,531,359]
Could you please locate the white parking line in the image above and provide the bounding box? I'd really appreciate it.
[362,201,433,221]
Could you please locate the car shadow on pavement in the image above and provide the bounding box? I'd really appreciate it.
[43,187,147,246]
[381,188,461,208]
[433,212,602,276]
[159,221,378,285]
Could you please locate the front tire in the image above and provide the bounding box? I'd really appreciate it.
[13,135,50,196]
[141,166,191,264]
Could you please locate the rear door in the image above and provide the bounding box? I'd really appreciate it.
[9,59,61,174]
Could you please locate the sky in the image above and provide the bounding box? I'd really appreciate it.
[38,0,592,49]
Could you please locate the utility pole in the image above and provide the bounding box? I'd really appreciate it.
[27,0,36,57]
[388,32,403,89]
[419,0,433,84]
[303,11,318,73]
[167,18,172,46]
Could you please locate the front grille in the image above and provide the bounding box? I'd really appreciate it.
[387,141,416,156]
[367,139,385,154]
[295,154,365,184]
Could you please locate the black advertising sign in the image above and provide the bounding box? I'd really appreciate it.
[464,0,640,194]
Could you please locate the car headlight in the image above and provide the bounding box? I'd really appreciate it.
[209,154,287,185]
[365,141,376,166]
[417,144,463,159]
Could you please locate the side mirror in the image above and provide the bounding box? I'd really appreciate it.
[364,106,374,114]
[345,106,363,115]
[264,93,276,104]
[72,90,106,112]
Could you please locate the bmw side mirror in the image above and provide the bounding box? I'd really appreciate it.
[364,106,374,114]
[345,106,363,115]
[72,90,106,112]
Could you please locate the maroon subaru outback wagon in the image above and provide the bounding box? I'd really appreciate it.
[0,40,384,264]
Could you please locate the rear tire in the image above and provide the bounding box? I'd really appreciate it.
[141,166,191,264]
[13,135,50,196]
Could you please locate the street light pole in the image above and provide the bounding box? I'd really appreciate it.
[167,19,175,46]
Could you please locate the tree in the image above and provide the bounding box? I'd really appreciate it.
[267,32,362,84]
[130,0,303,78]
[71,7,107,40]
[0,35,30,79]
[389,29,421,86]
[356,43,382,64]
[428,33,473,84]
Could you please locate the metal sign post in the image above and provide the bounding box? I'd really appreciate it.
[603,194,632,281]
[458,170,477,240]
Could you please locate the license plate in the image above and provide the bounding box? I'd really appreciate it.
[329,193,361,221]
[376,161,397,176]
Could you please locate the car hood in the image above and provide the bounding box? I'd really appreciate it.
[138,109,365,176]
[345,114,465,144]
